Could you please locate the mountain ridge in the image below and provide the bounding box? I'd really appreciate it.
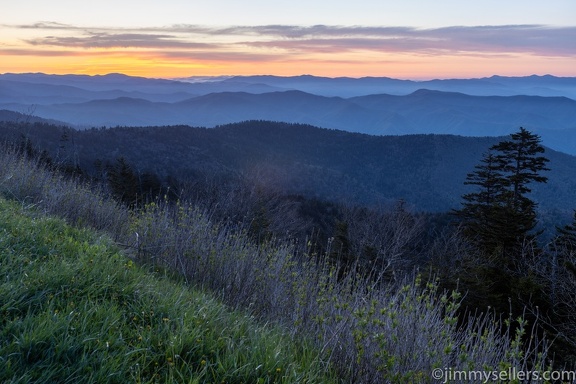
[3,88,574,153]
[2,72,576,154]
[4,72,576,98]
[2,119,575,215]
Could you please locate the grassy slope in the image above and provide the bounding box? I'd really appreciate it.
[0,198,336,384]
[0,147,555,383]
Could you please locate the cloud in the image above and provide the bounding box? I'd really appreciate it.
[16,21,80,30]
[234,25,576,56]
[26,32,217,49]
[4,22,576,60]
[0,48,84,56]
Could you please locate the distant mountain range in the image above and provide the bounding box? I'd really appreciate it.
[191,74,576,99]
[3,72,576,100]
[1,73,575,154]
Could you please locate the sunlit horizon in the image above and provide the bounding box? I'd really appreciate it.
[2,1,575,80]
[2,69,573,82]
[2,44,574,81]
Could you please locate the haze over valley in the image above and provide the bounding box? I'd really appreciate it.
[2,73,576,155]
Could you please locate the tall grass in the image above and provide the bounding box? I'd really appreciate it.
[0,146,129,238]
[126,197,551,382]
[0,197,337,383]
[0,146,553,383]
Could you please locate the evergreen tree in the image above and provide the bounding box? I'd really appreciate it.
[107,157,139,207]
[491,127,549,237]
[456,151,508,252]
[455,127,549,257]
[493,128,549,201]
[453,128,549,315]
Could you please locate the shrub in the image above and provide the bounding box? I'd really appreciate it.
[0,147,554,383]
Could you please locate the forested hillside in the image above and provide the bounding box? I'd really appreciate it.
[1,118,575,216]
[2,127,571,382]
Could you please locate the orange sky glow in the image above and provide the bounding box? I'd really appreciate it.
[3,41,575,80]
[2,1,575,80]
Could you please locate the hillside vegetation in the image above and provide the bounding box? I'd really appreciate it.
[0,128,560,382]
[2,119,576,214]
[0,198,337,383]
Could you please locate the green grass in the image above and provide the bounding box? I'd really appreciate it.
[0,148,553,383]
[0,197,337,384]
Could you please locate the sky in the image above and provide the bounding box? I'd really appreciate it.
[1,0,575,79]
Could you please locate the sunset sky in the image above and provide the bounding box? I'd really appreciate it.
[1,0,575,79]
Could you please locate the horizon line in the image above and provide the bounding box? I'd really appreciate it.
[1,71,572,82]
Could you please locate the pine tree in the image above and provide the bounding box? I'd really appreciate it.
[493,128,549,197]
[455,151,508,252]
[455,127,549,257]
[453,127,549,315]
[491,127,549,236]
[107,157,139,207]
